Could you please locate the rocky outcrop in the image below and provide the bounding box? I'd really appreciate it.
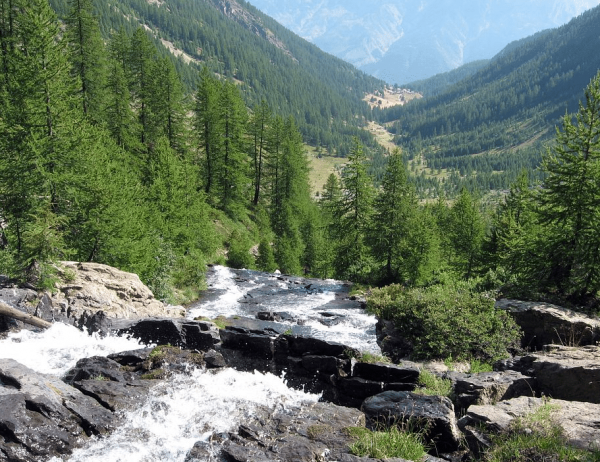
[495,299,600,349]
[495,345,600,403]
[458,396,600,452]
[444,370,536,412]
[0,358,115,461]
[211,402,365,462]
[0,262,185,335]
[361,391,462,454]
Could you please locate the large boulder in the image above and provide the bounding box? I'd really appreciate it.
[497,345,600,403]
[495,299,600,349]
[458,396,600,452]
[445,370,536,412]
[361,391,461,454]
[212,401,366,462]
[44,262,184,329]
[0,358,115,461]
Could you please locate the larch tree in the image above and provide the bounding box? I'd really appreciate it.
[537,71,600,297]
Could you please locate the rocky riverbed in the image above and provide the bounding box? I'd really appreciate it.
[2,262,600,461]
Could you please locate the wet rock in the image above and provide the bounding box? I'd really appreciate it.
[204,349,227,368]
[362,391,461,454]
[0,358,115,461]
[0,287,39,334]
[286,335,358,358]
[107,348,154,369]
[353,361,420,384]
[495,299,600,349]
[219,401,365,462]
[458,396,600,451]
[339,377,384,402]
[445,370,536,412]
[64,356,134,384]
[185,441,217,462]
[256,311,282,321]
[301,355,349,376]
[73,379,155,412]
[220,328,274,360]
[114,318,221,351]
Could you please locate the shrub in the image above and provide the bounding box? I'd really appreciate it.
[367,284,521,362]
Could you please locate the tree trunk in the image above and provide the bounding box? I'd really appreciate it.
[0,302,52,329]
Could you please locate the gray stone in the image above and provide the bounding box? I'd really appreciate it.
[495,299,600,349]
[361,391,461,454]
[204,349,227,368]
[497,345,600,403]
[0,358,115,461]
[353,361,420,383]
[459,396,600,451]
[445,370,536,412]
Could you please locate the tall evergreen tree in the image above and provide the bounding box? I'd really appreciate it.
[333,137,375,281]
[65,0,106,121]
[537,72,600,297]
[370,148,417,284]
[129,27,156,146]
[250,99,271,205]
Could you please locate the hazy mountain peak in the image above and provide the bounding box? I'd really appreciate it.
[248,0,600,83]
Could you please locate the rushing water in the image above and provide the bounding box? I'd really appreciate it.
[188,266,381,354]
[0,266,380,461]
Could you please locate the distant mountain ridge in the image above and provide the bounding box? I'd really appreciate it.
[374,3,600,194]
[248,0,600,84]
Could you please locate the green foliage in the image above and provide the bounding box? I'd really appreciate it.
[346,425,427,461]
[469,359,494,373]
[256,238,277,273]
[367,283,522,362]
[227,230,254,270]
[414,370,453,397]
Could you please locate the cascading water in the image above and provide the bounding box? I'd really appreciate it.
[0,266,380,461]
[188,266,381,354]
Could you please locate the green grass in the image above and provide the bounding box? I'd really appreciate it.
[470,359,494,373]
[358,352,392,364]
[485,401,600,462]
[345,426,427,461]
[194,315,230,330]
[414,370,453,397]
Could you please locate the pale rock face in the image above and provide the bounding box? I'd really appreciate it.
[249,0,600,83]
[50,261,184,322]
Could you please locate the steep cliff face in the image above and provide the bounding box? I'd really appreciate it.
[249,0,600,83]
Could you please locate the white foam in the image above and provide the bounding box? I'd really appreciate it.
[53,367,320,462]
[0,323,147,377]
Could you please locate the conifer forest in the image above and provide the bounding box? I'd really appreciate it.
[1,0,600,312]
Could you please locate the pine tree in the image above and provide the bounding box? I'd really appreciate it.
[333,137,376,281]
[537,72,600,297]
[250,99,271,205]
[194,66,221,195]
[448,188,485,280]
[129,27,156,146]
[66,0,106,121]
[370,148,417,284]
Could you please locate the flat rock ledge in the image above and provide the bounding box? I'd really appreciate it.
[495,299,600,349]
[496,344,600,403]
[1,261,183,333]
[459,396,600,452]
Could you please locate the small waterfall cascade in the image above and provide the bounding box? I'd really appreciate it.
[0,266,380,461]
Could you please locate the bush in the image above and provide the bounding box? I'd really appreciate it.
[367,284,521,362]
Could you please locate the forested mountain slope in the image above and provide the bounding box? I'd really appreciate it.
[376,5,600,195]
[49,0,385,151]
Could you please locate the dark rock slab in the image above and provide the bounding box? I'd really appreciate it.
[73,379,155,412]
[63,356,134,384]
[0,358,115,461]
[107,347,154,369]
[495,299,600,349]
[362,391,461,454]
[445,370,537,412]
[353,361,420,383]
[204,349,227,368]
[215,401,365,462]
[286,335,358,358]
[220,329,274,360]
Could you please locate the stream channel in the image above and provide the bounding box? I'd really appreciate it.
[0,266,379,461]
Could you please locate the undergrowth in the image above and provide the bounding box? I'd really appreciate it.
[345,425,427,461]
